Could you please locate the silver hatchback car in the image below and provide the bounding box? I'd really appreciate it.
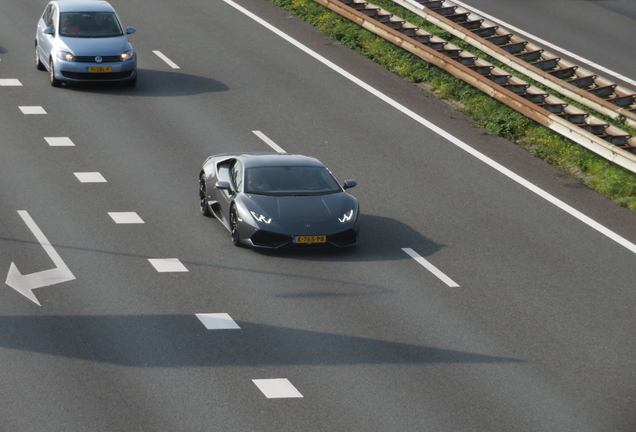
[35,0,137,87]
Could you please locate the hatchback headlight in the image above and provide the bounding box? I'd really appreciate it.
[120,50,134,61]
[57,51,74,62]
[338,209,354,223]
[250,211,272,224]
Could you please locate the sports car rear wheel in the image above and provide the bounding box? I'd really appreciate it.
[230,206,241,246]
[199,174,212,217]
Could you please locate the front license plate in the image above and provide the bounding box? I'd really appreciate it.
[293,235,326,244]
[88,66,112,72]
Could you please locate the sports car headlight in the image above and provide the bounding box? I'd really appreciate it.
[57,51,74,61]
[120,50,134,61]
[250,211,272,224]
[338,209,354,223]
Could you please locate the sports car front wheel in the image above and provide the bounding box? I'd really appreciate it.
[199,174,212,217]
[230,206,241,246]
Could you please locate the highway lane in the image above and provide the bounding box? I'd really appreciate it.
[2,0,636,430]
[456,0,636,90]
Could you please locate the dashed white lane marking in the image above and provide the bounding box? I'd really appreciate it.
[20,106,46,114]
[74,172,107,183]
[108,212,144,224]
[0,79,22,86]
[225,0,636,256]
[402,248,459,287]
[152,50,180,69]
[45,137,75,146]
[252,131,286,153]
[148,258,188,272]
[253,379,303,399]
[196,313,241,330]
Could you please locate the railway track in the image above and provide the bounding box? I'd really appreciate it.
[310,0,636,172]
[396,0,636,131]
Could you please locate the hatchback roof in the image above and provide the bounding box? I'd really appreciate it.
[54,0,115,13]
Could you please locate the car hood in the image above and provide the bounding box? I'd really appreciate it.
[247,193,354,223]
[59,35,130,56]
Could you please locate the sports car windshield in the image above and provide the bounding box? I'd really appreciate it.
[245,166,342,196]
[59,12,123,38]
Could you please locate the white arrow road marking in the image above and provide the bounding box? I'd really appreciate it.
[5,210,76,306]
[402,248,459,287]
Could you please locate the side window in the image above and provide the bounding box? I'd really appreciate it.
[230,161,243,192]
[43,5,55,28]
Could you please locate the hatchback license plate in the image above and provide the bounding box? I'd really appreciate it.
[293,235,326,244]
[88,66,112,72]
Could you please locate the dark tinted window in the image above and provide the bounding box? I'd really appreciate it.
[59,12,123,37]
[245,166,341,195]
[230,161,243,192]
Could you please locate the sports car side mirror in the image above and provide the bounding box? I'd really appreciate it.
[343,179,357,190]
[215,181,231,190]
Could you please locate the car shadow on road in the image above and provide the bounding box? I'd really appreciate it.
[0,315,522,367]
[63,68,228,97]
[254,213,445,262]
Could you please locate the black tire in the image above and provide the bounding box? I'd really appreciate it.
[35,44,45,71]
[230,206,241,246]
[49,59,61,87]
[199,174,212,217]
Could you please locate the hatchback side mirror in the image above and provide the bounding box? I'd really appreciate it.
[343,179,357,190]
[43,27,54,35]
[126,27,136,35]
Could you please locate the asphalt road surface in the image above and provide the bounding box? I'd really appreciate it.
[1,0,636,431]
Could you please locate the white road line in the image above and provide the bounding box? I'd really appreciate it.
[108,212,144,224]
[0,79,22,86]
[196,313,241,330]
[253,379,303,399]
[253,130,286,153]
[74,172,107,183]
[148,258,188,272]
[152,50,180,69]
[45,137,75,147]
[451,0,636,89]
[402,248,459,287]
[20,106,46,114]
[226,0,636,256]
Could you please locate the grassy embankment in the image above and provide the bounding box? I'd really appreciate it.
[271,0,636,212]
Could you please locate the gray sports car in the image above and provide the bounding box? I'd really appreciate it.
[199,153,360,248]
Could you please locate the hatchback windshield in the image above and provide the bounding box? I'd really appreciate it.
[245,166,342,195]
[59,12,123,37]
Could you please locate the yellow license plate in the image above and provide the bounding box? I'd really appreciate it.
[293,235,326,244]
[88,66,112,72]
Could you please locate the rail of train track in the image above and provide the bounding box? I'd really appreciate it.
[310,0,636,173]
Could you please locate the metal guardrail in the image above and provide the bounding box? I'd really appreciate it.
[310,0,636,174]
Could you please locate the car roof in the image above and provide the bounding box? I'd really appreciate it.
[237,153,326,169]
[54,0,115,13]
